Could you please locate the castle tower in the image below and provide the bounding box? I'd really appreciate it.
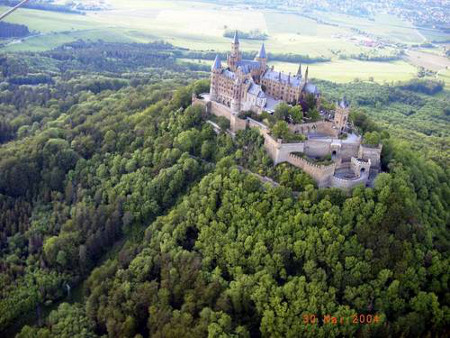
[227,30,242,71]
[296,63,302,78]
[334,97,349,133]
[210,55,222,101]
[254,43,267,71]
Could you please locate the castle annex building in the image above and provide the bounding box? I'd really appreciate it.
[210,31,320,114]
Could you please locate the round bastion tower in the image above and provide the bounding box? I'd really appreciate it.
[210,55,222,101]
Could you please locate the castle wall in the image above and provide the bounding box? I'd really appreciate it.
[330,175,367,191]
[263,133,305,164]
[248,118,269,132]
[287,153,336,188]
[351,157,371,178]
[340,142,361,161]
[231,114,247,132]
[304,139,331,158]
[358,145,382,168]
[209,101,233,120]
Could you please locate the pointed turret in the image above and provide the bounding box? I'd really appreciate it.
[304,66,309,83]
[228,30,241,70]
[297,63,302,77]
[233,30,239,44]
[211,54,222,71]
[257,43,266,59]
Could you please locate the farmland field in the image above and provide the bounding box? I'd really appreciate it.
[1,0,449,84]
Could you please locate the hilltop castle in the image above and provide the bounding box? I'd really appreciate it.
[210,31,320,114]
[193,32,382,191]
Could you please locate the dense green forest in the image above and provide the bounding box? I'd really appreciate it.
[0,41,449,337]
[0,22,30,39]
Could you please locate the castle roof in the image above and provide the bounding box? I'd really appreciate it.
[222,69,235,79]
[233,30,239,44]
[262,69,302,87]
[247,82,266,98]
[304,82,320,95]
[236,60,261,74]
[339,96,348,108]
[211,55,222,70]
[257,43,266,59]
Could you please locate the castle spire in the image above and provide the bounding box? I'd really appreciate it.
[257,43,266,59]
[211,54,222,71]
[305,66,309,83]
[233,30,239,44]
[297,63,302,77]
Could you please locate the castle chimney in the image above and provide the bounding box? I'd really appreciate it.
[288,72,291,84]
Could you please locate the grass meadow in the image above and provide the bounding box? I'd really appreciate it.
[2,0,449,84]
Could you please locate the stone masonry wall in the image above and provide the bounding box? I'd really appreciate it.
[358,145,382,168]
[263,133,304,164]
[330,175,367,191]
[287,153,336,187]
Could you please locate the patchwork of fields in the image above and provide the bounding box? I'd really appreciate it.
[1,0,449,84]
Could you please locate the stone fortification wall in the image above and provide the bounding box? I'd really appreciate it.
[210,101,233,120]
[304,139,331,158]
[207,101,247,132]
[287,153,336,187]
[330,175,367,191]
[263,134,305,164]
[351,157,371,178]
[358,145,382,168]
[340,142,361,161]
[247,118,269,132]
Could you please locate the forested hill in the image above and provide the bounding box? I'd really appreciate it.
[0,41,449,337]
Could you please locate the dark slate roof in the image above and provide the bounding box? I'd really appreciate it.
[222,69,235,79]
[339,96,348,108]
[257,43,266,58]
[304,82,320,94]
[262,69,302,87]
[236,60,261,74]
[247,82,266,98]
[211,55,222,70]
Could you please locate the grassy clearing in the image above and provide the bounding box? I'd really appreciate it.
[270,60,418,83]
[405,50,450,72]
[0,0,446,84]
[312,11,426,44]
[1,28,149,52]
[0,6,99,33]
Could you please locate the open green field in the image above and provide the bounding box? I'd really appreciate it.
[270,60,418,83]
[1,0,448,84]
[0,1,371,56]
[311,11,426,44]
[0,6,99,32]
